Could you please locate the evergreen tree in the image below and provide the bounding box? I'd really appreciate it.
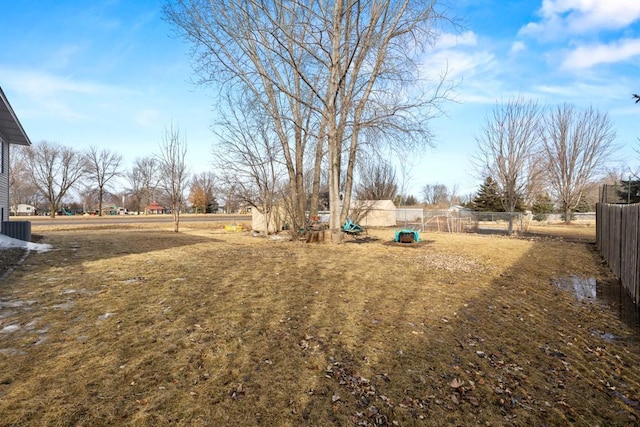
[574,195,592,212]
[531,193,554,221]
[470,177,504,212]
[616,180,640,204]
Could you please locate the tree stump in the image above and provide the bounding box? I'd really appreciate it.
[306,230,326,243]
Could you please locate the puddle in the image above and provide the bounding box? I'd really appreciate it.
[552,276,597,301]
[552,276,640,336]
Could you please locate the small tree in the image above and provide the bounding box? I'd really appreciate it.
[156,124,189,232]
[531,193,554,221]
[84,146,123,216]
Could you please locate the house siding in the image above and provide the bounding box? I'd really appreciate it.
[0,133,8,222]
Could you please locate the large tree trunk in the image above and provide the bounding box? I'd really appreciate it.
[326,0,344,239]
[309,121,326,217]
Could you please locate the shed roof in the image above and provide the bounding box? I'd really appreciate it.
[147,201,165,210]
[0,86,31,146]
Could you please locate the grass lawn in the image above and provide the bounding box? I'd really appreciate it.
[1,222,639,426]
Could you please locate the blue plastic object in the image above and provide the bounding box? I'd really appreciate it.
[342,219,363,235]
[394,229,420,243]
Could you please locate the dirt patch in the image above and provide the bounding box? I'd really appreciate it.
[0,248,28,279]
[1,223,639,426]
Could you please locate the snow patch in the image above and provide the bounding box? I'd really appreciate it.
[0,233,52,253]
[1,324,20,333]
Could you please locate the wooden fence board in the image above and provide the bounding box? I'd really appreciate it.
[596,203,640,305]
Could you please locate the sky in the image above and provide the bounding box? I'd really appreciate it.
[1,0,639,199]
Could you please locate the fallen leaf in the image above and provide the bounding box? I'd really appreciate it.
[450,378,464,389]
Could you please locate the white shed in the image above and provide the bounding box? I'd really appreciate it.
[349,199,396,227]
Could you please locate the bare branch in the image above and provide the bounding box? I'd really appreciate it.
[156,123,189,232]
[541,104,616,223]
[473,97,542,233]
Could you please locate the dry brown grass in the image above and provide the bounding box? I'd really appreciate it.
[1,222,639,426]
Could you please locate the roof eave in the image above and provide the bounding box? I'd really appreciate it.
[0,86,32,146]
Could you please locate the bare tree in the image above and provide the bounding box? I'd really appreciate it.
[77,185,100,214]
[23,140,86,218]
[127,157,160,215]
[165,0,452,241]
[421,183,450,207]
[165,1,321,235]
[156,124,189,232]
[84,146,123,216]
[541,104,616,223]
[354,159,398,201]
[474,98,542,233]
[213,95,287,233]
[9,146,39,212]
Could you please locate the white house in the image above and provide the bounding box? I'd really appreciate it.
[10,204,37,216]
[0,87,32,231]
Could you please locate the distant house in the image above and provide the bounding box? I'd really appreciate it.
[102,205,127,215]
[0,87,32,230]
[10,203,37,216]
[146,201,167,214]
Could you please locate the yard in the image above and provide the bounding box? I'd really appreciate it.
[1,222,639,426]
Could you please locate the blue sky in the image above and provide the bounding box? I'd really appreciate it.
[1,0,639,198]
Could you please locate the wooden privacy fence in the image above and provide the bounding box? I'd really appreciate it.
[596,203,640,305]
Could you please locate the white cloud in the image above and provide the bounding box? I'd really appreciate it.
[0,66,140,124]
[420,47,497,95]
[0,67,109,99]
[533,78,631,104]
[135,109,160,127]
[510,41,526,54]
[42,44,89,70]
[561,38,640,69]
[436,31,478,50]
[522,0,640,36]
